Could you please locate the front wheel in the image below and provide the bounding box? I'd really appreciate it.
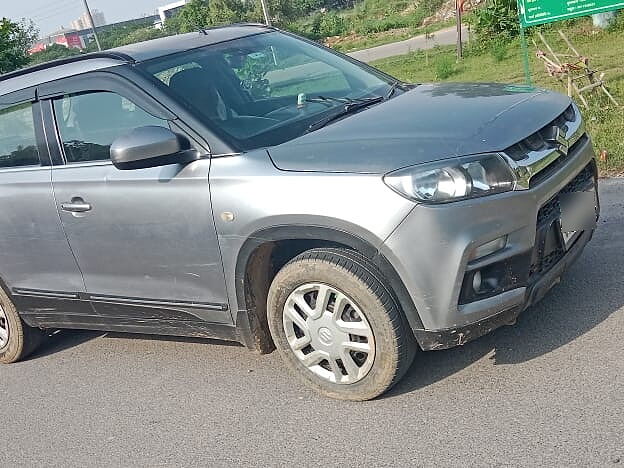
[267,248,416,401]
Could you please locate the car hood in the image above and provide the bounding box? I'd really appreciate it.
[267,83,572,174]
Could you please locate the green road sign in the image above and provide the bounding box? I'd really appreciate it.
[519,0,624,27]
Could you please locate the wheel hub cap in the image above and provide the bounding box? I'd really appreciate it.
[317,327,334,346]
[0,304,9,350]
[282,283,375,385]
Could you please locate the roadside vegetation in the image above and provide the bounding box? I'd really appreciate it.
[287,0,447,44]
[0,17,37,73]
[373,17,624,176]
[326,19,456,53]
[20,0,456,65]
[3,0,622,174]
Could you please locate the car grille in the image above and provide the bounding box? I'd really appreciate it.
[528,134,589,189]
[505,104,577,161]
[529,162,596,278]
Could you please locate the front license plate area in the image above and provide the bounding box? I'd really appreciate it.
[558,190,597,250]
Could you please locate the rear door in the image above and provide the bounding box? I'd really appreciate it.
[39,73,231,326]
[0,89,88,319]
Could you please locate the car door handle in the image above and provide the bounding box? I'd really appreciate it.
[61,199,92,213]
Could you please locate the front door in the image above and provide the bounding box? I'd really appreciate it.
[43,86,230,325]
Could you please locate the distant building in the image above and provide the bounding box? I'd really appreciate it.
[155,0,189,28]
[29,15,158,55]
[28,27,83,54]
[70,9,106,30]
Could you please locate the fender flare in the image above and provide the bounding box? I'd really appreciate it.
[234,225,425,349]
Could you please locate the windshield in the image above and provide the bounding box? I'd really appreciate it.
[138,31,397,151]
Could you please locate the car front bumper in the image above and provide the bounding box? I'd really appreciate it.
[381,136,598,350]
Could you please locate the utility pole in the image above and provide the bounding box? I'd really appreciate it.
[259,0,271,26]
[82,0,102,51]
[455,0,463,59]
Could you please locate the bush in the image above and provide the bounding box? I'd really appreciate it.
[489,39,508,62]
[434,55,458,80]
[314,11,349,37]
[471,0,519,46]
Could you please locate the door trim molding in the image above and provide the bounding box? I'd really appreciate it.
[88,293,228,311]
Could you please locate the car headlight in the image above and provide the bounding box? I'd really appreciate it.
[383,154,516,204]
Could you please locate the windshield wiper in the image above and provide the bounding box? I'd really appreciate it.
[306,96,384,133]
[385,81,402,100]
[306,95,377,106]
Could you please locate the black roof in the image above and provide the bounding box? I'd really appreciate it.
[110,24,273,62]
[0,24,273,84]
[0,51,133,84]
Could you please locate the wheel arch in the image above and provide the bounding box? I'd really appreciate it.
[233,225,425,353]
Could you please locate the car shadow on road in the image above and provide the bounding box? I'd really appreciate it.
[27,328,243,361]
[28,329,105,360]
[103,331,243,348]
[385,227,623,398]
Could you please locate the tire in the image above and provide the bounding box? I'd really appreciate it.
[267,248,416,401]
[0,286,43,364]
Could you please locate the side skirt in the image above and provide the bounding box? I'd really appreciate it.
[13,289,240,343]
[21,312,239,342]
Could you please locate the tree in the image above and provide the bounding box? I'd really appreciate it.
[166,0,212,33]
[0,17,38,74]
[209,0,247,25]
[83,18,158,51]
[112,26,166,47]
[29,43,81,65]
[165,0,259,33]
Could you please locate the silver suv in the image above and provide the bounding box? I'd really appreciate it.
[0,25,599,400]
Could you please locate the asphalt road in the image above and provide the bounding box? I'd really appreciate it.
[348,25,470,63]
[3,179,623,467]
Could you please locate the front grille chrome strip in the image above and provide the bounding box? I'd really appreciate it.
[503,104,586,190]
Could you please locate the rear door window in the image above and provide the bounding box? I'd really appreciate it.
[0,103,40,168]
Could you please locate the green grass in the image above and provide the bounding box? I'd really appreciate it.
[372,23,624,176]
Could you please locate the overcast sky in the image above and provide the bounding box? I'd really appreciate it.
[4,0,170,36]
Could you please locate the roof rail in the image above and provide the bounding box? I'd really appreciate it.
[0,51,134,83]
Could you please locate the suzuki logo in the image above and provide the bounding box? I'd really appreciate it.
[317,327,334,346]
[546,126,569,156]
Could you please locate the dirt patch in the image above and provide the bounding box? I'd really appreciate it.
[423,0,486,25]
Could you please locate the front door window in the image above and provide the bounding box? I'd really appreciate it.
[53,91,167,163]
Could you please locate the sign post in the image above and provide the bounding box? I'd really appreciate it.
[516,0,624,85]
[519,23,532,86]
[456,0,463,59]
[518,0,624,28]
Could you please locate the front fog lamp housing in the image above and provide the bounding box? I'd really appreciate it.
[384,154,516,203]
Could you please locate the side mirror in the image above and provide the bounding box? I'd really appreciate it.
[110,126,200,170]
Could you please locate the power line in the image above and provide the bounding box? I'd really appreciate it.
[23,0,79,20]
